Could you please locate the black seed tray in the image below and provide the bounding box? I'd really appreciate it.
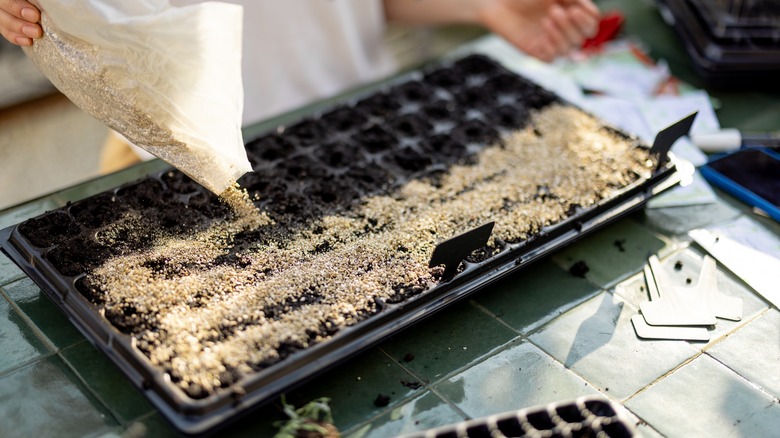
[401,396,636,438]
[0,54,680,435]
[657,0,780,88]
[689,0,780,40]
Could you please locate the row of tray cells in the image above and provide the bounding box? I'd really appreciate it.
[239,57,559,216]
[422,399,633,438]
[244,73,553,168]
[18,55,560,267]
[18,175,237,275]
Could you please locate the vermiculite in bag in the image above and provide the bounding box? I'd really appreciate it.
[23,0,251,195]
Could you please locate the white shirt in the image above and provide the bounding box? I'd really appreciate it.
[171,0,396,126]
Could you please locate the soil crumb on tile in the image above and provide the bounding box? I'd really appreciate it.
[569,260,590,278]
[374,394,391,407]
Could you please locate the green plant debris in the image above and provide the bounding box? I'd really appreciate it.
[274,396,339,438]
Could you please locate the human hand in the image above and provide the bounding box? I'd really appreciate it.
[477,0,600,62]
[1,0,42,46]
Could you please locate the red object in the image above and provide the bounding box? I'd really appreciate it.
[582,11,625,50]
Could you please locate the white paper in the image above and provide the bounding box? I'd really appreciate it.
[464,37,585,104]
[562,42,671,99]
[639,91,720,135]
[690,217,780,308]
[648,168,717,208]
[578,95,654,141]
[465,36,720,207]
[638,92,719,167]
[706,216,780,259]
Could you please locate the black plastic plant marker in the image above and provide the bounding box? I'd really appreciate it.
[429,222,494,280]
[650,111,698,169]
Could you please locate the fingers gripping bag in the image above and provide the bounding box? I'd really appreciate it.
[23,0,251,195]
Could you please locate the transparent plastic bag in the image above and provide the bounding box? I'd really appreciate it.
[23,0,251,195]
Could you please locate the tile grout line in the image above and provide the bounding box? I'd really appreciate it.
[521,289,608,338]
[518,333,661,433]
[380,266,752,432]
[513,291,644,403]
[0,278,59,380]
[622,319,780,416]
[700,307,770,351]
[523,333,609,394]
[377,346,466,409]
[614,279,777,405]
[369,289,624,431]
[58,342,131,429]
[0,284,59,353]
[703,351,780,404]
[517,285,707,406]
[378,296,530,389]
[467,297,526,337]
[0,283,126,427]
[420,293,616,419]
[345,293,580,434]
[574,215,683,294]
[338,346,472,436]
[517,281,775,423]
[0,350,59,380]
[338,347,438,435]
[427,385,472,420]
[384,332,509,414]
[699,308,780,403]
[621,350,704,405]
[0,266,26,288]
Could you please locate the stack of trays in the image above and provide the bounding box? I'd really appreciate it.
[657,0,780,87]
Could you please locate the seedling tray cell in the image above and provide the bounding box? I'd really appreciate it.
[1,54,681,435]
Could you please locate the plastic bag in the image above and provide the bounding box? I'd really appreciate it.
[23,0,251,195]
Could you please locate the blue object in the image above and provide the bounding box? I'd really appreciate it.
[700,148,780,222]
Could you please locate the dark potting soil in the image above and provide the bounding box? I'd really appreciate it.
[374,394,391,407]
[569,260,590,278]
[17,211,80,248]
[400,380,423,389]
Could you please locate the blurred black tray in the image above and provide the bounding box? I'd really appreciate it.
[658,0,780,88]
[401,395,636,438]
[0,54,683,435]
[689,0,780,40]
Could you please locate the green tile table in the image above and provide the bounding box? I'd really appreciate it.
[2,1,779,436]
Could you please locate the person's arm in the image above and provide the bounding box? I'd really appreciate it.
[383,0,600,62]
[0,0,42,46]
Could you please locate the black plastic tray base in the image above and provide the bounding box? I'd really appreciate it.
[0,54,682,435]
